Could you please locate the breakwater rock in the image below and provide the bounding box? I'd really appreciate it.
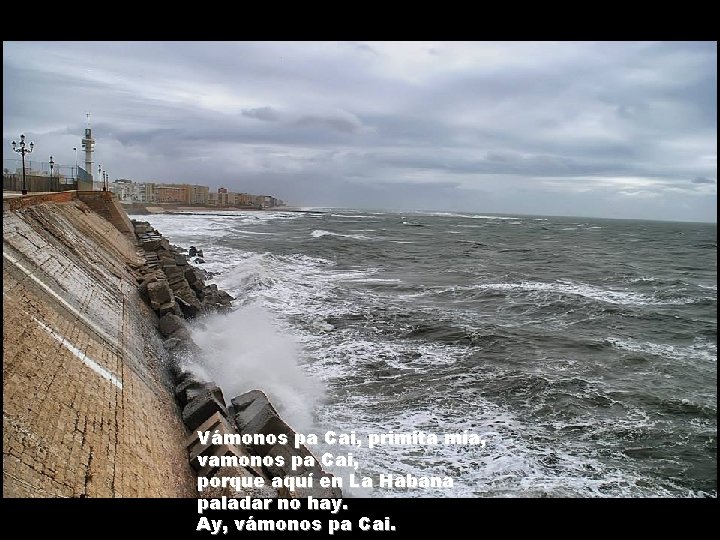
[130,219,342,498]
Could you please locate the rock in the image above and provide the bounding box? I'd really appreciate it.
[197,249,204,258]
[175,254,188,266]
[147,280,173,310]
[175,376,208,406]
[163,336,199,355]
[231,391,294,455]
[189,246,197,257]
[182,393,228,431]
[184,267,203,286]
[141,237,162,251]
[170,365,193,384]
[195,257,205,264]
[186,383,225,406]
[156,300,178,316]
[231,390,265,412]
[164,265,185,282]
[176,295,200,319]
[138,275,158,299]
[158,313,185,337]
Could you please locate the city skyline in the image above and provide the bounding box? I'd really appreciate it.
[3,41,717,222]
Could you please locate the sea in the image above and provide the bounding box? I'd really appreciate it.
[134,209,717,498]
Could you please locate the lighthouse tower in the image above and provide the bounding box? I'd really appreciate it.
[81,113,95,181]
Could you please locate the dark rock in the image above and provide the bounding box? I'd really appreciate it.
[189,246,197,257]
[157,301,178,316]
[147,280,173,310]
[197,249,204,258]
[176,295,200,319]
[184,267,203,286]
[175,377,208,406]
[231,390,294,455]
[164,336,198,354]
[218,290,235,303]
[159,313,185,337]
[141,238,161,251]
[175,254,188,266]
[182,393,228,431]
[159,256,176,267]
[195,257,205,264]
[231,390,265,413]
[164,266,185,281]
[169,364,193,384]
[185,383,225,406]
[138,275,158,299]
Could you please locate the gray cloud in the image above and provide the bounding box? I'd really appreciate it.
[294,114,362,134]
[241,107,279,121]
[2,41,716,222]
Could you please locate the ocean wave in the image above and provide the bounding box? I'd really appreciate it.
[606,337,717,364]
[474,280,670,306]
[330,213,376,218]
[311,229,373,240]
[424,212,517,220]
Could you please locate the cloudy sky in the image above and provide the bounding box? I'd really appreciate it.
[3,41,716,221]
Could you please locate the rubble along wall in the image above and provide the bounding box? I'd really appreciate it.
[3,199,195,497]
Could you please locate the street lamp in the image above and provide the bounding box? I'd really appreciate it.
[73,147,78,180]
[49,156,54,187]
[103,171,108,192]
[98,164,102,192]
[11,134,34,195]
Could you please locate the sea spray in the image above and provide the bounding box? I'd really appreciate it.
[189,303,324,433]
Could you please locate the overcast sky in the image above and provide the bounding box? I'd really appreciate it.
[3,41,717,221]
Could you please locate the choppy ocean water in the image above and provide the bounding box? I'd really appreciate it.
[135,209,717,498]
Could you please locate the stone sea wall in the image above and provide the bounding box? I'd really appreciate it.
[3,192,339,498]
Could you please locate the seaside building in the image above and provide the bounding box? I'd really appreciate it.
[155,184,186,204]
[109,180,280,208]
[110,179,157,203]
[186,184,209,205]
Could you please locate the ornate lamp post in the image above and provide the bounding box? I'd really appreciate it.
[11,134,34,195]
[49,156,54,188]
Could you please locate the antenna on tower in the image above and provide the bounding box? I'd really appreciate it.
[86,112,91,128]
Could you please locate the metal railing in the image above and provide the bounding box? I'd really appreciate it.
[3,158,78,192]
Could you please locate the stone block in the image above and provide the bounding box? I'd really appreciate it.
[159,313,185,338]
[147,280,173,309]
[231,391,294,455]
[182,393,228,431]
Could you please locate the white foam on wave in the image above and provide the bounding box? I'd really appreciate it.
[425,212,516,220]
[311,229,373,240]
[231,229,276,235]
[475,280,668,306]
[330,213,375,218]
[606,337,717,365]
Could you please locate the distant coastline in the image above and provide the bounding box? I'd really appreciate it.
[122,202,270,214]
